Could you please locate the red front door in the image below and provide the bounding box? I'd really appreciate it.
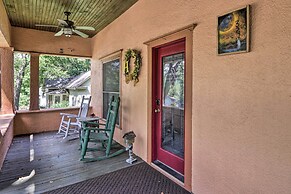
[152,39,185,175]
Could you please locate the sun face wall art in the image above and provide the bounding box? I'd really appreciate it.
[217,5,250,55]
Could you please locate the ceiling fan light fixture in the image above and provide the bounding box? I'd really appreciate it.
[63,28,73,37]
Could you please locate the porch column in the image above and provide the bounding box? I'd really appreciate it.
[0,47,14,114]
[29,53,40,110]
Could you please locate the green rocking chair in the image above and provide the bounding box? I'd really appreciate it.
[80,96,125,162]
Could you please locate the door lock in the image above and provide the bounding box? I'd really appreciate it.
[154,108,160,113]
[156,99,160,105]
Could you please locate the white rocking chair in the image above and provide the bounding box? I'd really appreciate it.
[57,96,91,138]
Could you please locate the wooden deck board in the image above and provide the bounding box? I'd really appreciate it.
[0,132,141,193]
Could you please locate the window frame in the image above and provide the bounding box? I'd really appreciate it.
[54,95,61,104]
[0,56,1,110]
[101,50,122,128]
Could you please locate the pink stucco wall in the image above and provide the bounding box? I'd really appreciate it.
[0,114,14,170]
[91,0,291,193]
[12,27,92,57]
[14,108,92,136]
[0,0,11,47]
[0,47,14,115]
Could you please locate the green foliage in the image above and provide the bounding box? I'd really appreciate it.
[163,60,184,107]
[39,55,90,87]
[14,53,90,110]
[51,101,69,108]
[14,53,30,110]
[124,49,142,85]
[19,94,30,110]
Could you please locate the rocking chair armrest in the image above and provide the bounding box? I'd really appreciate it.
[82,127,111,132]
[67,115,79,119]
[60,113,77,117]
[78,117,100,122]
[81,123,106,129]
[82,120,100,126]
[82,121,105,126]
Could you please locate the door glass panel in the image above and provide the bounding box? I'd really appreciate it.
[162,53,185,158]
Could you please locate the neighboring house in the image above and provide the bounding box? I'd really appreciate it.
[66,71,91,107]
[39,71,91,108]
[40,77,72,108]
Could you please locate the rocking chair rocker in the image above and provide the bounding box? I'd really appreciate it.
[57,96,91,139]
[80,96,124,162]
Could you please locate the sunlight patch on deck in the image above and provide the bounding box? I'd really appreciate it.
[12,170,35,186]
[30,134,34,162]
[25,183,35,193]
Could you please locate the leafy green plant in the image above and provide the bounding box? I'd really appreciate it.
[39,55,90,88]
[124,49,142,86]
[51,101,69,109]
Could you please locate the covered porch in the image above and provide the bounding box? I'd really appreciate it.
[0,0,190,193]
[1,0,291,193]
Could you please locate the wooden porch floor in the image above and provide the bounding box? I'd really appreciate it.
[0,132,141,193]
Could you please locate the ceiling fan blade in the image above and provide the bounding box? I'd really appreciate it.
[75,26,95,31]
[35,24,59,28]
[57,19,68,26]
[54,30,64,36]
[72,29,89,38]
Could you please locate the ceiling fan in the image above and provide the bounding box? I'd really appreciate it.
[35,11,95,38]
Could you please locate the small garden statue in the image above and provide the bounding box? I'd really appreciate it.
[123,131,137,164]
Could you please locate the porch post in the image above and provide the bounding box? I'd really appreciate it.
[29,53,40,110]
[0,47,14,114]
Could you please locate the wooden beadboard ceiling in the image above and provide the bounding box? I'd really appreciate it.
[2,0,138,37]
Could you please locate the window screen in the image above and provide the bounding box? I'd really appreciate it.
[102,59,120,124]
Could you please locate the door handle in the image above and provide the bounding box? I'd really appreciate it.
[154,108,160,113]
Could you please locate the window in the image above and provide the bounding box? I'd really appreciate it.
[54,96,61,104]
[62,95,68,101]
[103,58,120,124]
[71,96,76,106]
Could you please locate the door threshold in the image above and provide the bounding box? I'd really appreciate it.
[153,160,184,182]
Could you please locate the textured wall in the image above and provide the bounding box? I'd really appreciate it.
[14,107,93,137]
[192,1,291,194]
[0,0,11,47]
[0,48,14,114]
[0,114,14,170]
[91,0,291,193]
[14,108,80,135]
[12,27,92,57]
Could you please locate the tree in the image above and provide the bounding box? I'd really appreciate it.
[39,56,90,109]
[39,55,90,88]
[14,53,91,110]
[14,53,30,110]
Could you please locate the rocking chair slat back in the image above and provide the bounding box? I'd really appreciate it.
[57,96,91,139]
[78,96,91,118]
[106,97,120,138]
